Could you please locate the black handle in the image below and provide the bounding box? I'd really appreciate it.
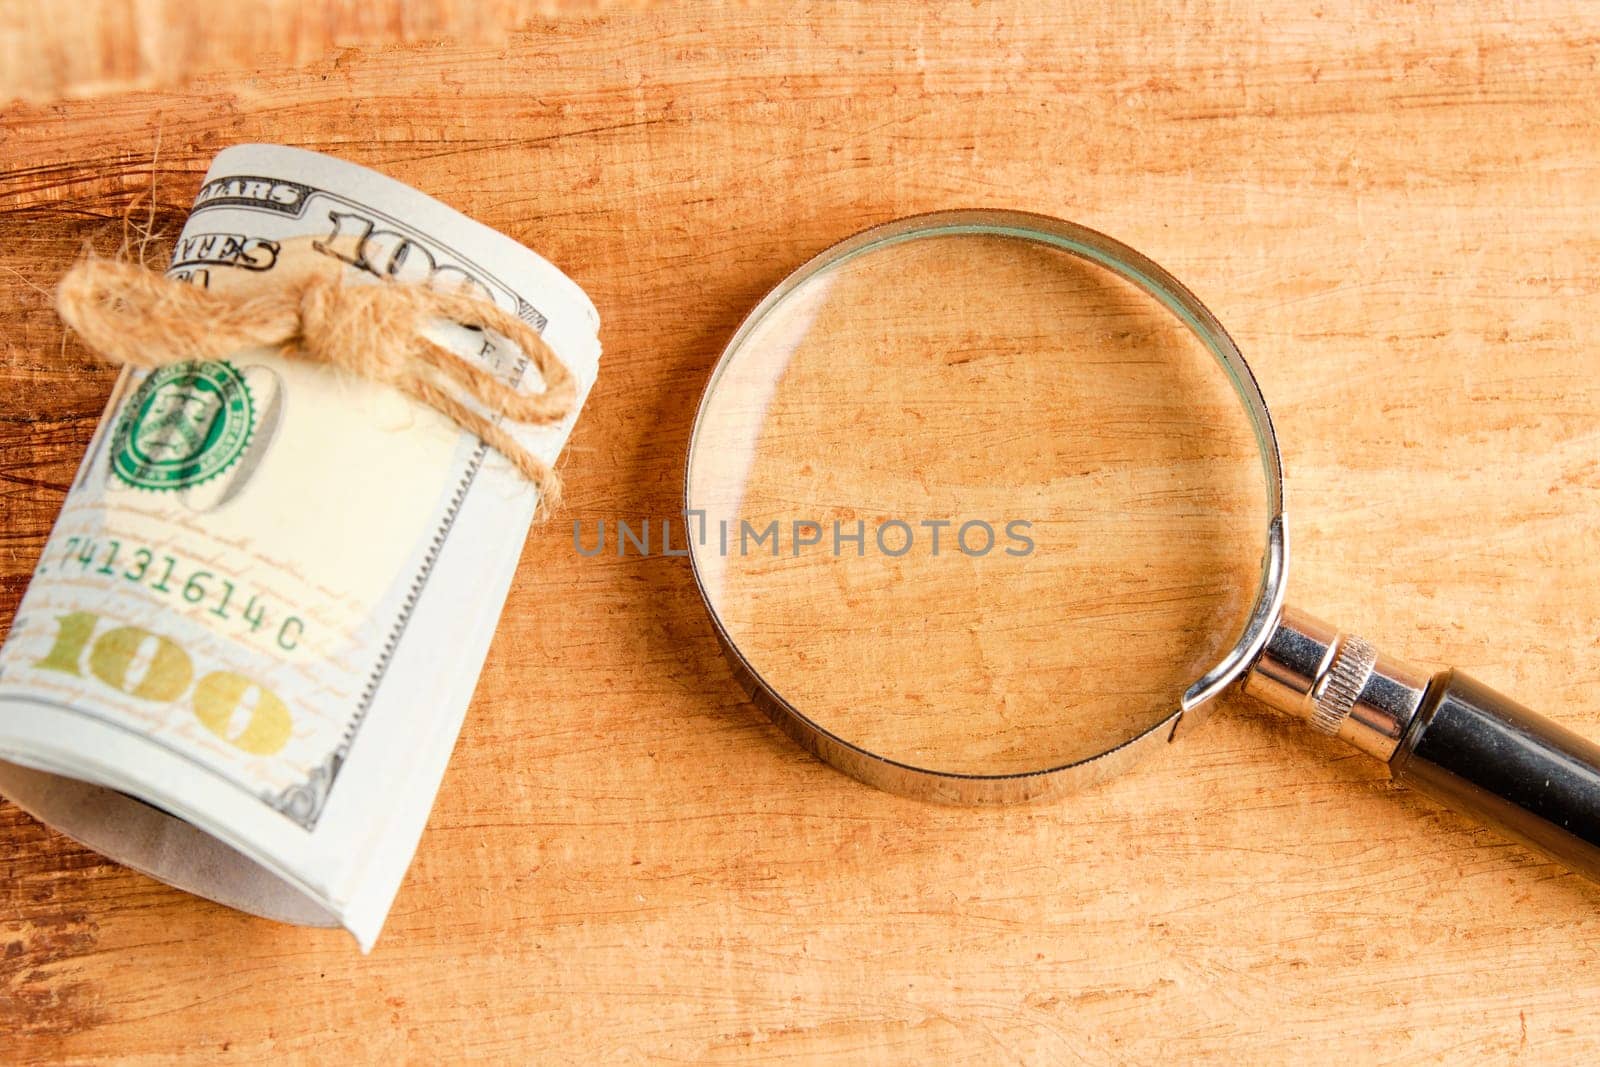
[1389,670,1600,882]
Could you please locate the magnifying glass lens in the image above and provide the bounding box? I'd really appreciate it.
[688,225,1271,775]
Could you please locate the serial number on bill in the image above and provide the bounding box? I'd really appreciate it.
[42,536,304,652]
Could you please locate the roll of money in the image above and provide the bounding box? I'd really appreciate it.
[0,144,601,950]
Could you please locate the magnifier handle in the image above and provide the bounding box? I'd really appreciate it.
[1390,670,1600,879]
[1245,607,1600,884]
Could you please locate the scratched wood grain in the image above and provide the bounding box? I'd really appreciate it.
[4,3,1600,1062]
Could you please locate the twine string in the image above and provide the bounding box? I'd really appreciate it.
[55,257,577,513]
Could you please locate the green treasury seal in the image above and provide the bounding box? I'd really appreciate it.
[110,360,255,490]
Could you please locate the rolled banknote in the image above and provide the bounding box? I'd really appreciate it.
[0,144,600,949]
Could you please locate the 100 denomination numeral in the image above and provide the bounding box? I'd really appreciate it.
[34,611,292,756]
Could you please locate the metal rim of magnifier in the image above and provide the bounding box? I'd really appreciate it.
[684,209,1289,804]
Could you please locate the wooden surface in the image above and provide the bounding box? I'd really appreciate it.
[5,3,1600,1061]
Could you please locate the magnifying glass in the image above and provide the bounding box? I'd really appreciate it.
[685,210,1600,882]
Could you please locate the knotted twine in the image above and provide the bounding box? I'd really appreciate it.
[55,257,577,515]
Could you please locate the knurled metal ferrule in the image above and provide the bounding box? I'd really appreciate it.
[1311,634,1378,736]
[1243,607,1432,761]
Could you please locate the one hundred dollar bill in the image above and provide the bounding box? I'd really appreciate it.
[0,144,601,949]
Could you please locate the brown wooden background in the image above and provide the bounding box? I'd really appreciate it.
[5,3,1600,1062]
